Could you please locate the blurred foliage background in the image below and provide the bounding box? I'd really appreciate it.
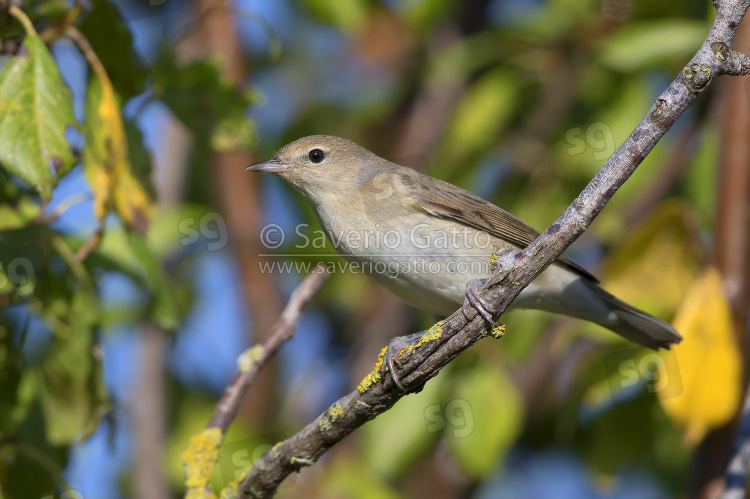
[0,0,748,498]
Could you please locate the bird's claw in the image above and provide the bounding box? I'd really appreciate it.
[463,279,499,326]
[379,331,424,392]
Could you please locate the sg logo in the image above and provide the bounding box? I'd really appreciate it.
[424,399,475,438]
[604,348,683,402]
[217,432,295,490]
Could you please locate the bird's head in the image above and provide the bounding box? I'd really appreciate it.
[247,135,384,199]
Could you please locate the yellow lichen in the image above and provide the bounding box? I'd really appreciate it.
[357,322,447,393]
[187,488,218,499]
[683,64,712,80]
[318,418,332,432]
[237,345,265,373]
[489,251,498,265]
[417,321,444,346]
[395,321,445,363]
[489,245,508,271]
[488,324,506,339]
[183,427,223,498]
[328,403,344,421]
[318,404,343,432]
[218,476,243,499]
[357,347,387,393]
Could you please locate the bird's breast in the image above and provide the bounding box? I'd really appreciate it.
[312,203,505,316]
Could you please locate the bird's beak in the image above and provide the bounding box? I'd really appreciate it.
[246,158,289,173]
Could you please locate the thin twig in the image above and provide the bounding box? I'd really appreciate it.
[74,225,102,262]
[65,25,108,81]
[208,263,330,431]
[36,192,93,224]
[220,1,750,497]
[182,264,329,499]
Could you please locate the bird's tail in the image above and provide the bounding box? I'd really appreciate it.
[583,280,682,350]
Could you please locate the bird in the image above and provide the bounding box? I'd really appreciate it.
[247,135,682,389]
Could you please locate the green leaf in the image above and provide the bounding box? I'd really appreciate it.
[152,57,257,153]
[78,0,146,100]
[88,221,146,283]
[360,373,444,479]
[514,0,596,41]
[427,32,504,83]
[299,0,369,32]
[400,0,455,33]
[25,237,110,445]
[0,226,54,306]
[0,196,41,230]
[318,460,405,499]
[0,8,77,199]
[3,402,68,498]
[35,293,105,444]
[684,124,719,226]
[0,315,29,436]
[144,204,222,257]
[127,230,181,330]
[582,397,660,475]
[32,0,71,21]
[211,114,257,152]
[442,67,521,164]
[601,201,703,319]
[445,363,524,478]
[124,120,156,200]
[597,20,707,72]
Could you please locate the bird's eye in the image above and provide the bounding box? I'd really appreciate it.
[308,149,325,163]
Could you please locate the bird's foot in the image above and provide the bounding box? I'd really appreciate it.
[463,278,498,326]
[380,331,425,392]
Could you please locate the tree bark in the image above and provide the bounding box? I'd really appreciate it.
[698,13,750,499]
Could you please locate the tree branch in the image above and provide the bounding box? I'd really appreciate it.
[181,264,329,498]
[224,1,750,497]
[207,263,330,432]
[720,383,750,499]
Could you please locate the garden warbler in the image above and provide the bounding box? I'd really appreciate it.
[248,136,682,386]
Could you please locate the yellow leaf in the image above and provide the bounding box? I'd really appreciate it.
[602,200,703,318]
[83,57,152,231]
[114,169,151,233]
[658,267,741,444]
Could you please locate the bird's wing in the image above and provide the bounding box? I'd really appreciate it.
[409,175,598,282]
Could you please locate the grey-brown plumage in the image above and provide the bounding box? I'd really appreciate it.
[248,135,682,351]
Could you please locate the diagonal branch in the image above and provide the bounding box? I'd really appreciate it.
[182,264,329,498]
[225,1,750,497]
[207,263,330,432]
